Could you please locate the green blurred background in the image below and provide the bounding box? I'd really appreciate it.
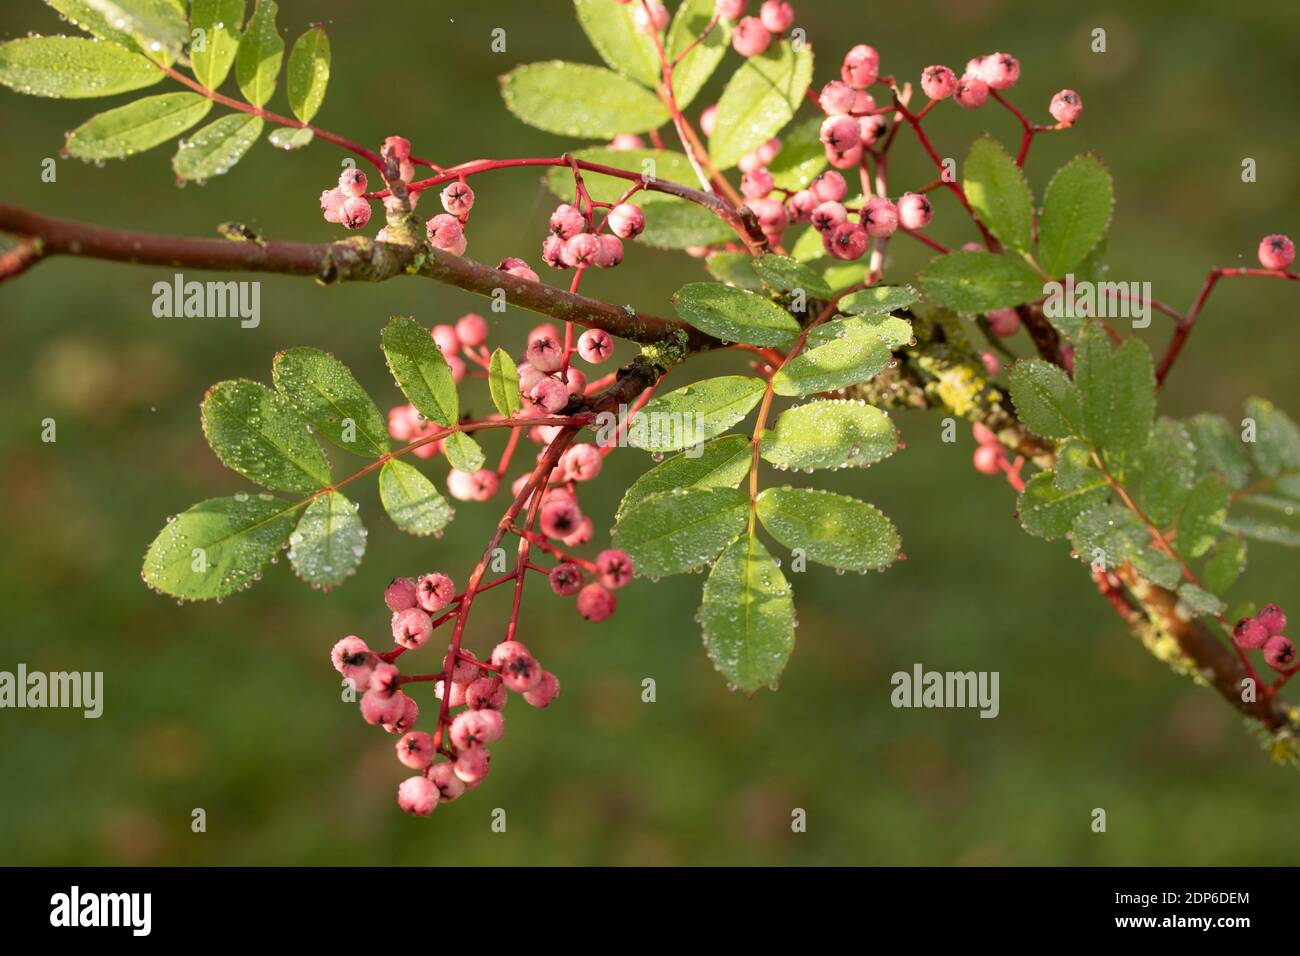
[1,0,1297,865]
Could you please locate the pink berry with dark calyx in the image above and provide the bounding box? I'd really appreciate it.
[596,549,634,589]
[861,197,898,238]
[382,692,419,734]
[523,671,561,709]
[396,731,436,771]
[811,200,847,234]
[826,221,869,260]
[550,563,584,596]
[608,203,645,240]
[577,328,614,364]
[541,234,568,269]
[897,192,933,230]
[732,16,771,56]
[954,75,989,109]
[716,0,746,19]
[841,44,880,89]
[338,167,367,197]
[820,115,860,153]
[490,640,531,668]
[921,65,957,100]
[788,189,817,222]
[550,203,586,239]
[1264,635,1297,671]
[972,444,1004,476]
[577,583,617,622]
[426,213,465,252]
[340,197,371,229]
[825,144,863,170]
[986,308,1022,337]
[416,572,455,612]
[819,80,855,115]
[369,662,401,699]
[391,607,434,649]
[810,170,847,204]
[1232,617,1270,650]
[1258,235,1295,272]
[1049,89,1082,124]
[397,775,438,816]
[562,443,603,482]
[467,676,508,711]
[858,115,888,147]
[748,197,789,236]
[1258,603,1288,636]
[595,234,624,268]
[431,323,460,355]
[499,257,540,282]
[453,747,491,785]
[360,688,404,725]
[455,313,488,347]
[440,181,475,216]
[531,377,569,413]
[759,1,794,32]
[982,52,1019,90]
[332,635,372,673]
[450,709,502,749]
[320,188,346,223]
[455,468,499,502]
[384,577,419,612]
[500,652,543,693]
[427,761,466,803]
[563,232,600,268]
[526,331,565,372]
[540,496,583,540]
[562,515,594,548]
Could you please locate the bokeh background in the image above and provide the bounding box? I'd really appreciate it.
[1,0,1297,865]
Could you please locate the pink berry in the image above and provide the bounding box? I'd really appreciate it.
[382,692,419,734]
[595,549,634,589]
[455,313,488,347]
[759,1,794,32]
[577,328,613,364]
[498,257,540,282]
[540,496,583,540]
[383,577,419,612]
[549,562,584,596]
[549,203,585,240]
[427,761,466,802]
[841,44,880,89]
[449,468,499,502]
[541,234,567,269]
[382,135,411,161]
[741,167,774,200]
[1264,635,1297,671]
[755,138,782,166]
[982,52,1019,90]
[857,115,888,147]
[609,133,645,151]
[818,80,855,115]
[972,444,1004,475]
[897,192,934,230]
[339,197,371,229]
[562,233,601,268]
[490,640,530,668]
[576,583,617,622]
[716,0,746,19]
[563,367,587,397]
[819,115,860,153]
[526,331,565,373]
[360,688,404,725]
[732,17,771,57]
[826,221,869,260]
[634,0,669,34]
[972,422,999,446]
[1049,89,1082,124]
[466,675,508,711]
[397,775,438,816]
[426,213,466,253]
[748,197,789,236]
[320,187,346,223]
[440,181,475,216]
[453,747,491,785]
[499,651,543,693]
[700,103,719,137]
[431,324,460,356]
[396,731,436,771]
[788,189,817,222]
[1258,603,1288,636]
[985,308,1022,337]
[338,167,367,197]
[434,678,468,708]
[861,197,899,238]
[954,75,989,109]
[809,170,847,204]
[416,572,455,612]
[522,671,561,708]
[562,443,603,482]
[607,203,645,240]
[1233,617,1270,650]
[387,403,421,441]
[1258,235,1295,272]
[921,65,957,100]
[391,607,434,649]
[530,377,569,413]
[369,662,401,699]
[825,143,863,170]
[331,635,372,673]
[446,354,466,385]
[811,200,848,234]
[595,234,625,268]
[450,709,504,749]
[562,515,594,548]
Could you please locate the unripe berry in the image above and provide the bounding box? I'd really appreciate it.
[609,132,645,151]
[562,233,601,268]
[716,0,746,19]
[984,308,1021,337]
[1258,235,1295,272]
[338,167,368,197]
[550,562,584,596]
[397,775,438,816]
[526,331,566,373]
[383,577,419,612]
[453,746,491,784]
[732,17,772,57]
[498,257,540,282]
[426,213,466,253]
[549,203,585,240]
[982,52,1019,90]
[577,582,617,622]
[921,65,957,100]
[1258,603,1288,636]
[369,662,401,699]
[972,444,1004,475]
[748,197,789,236]
[382,692,419,734]
[360,688,404,725]
[596,549,634,589]
[561,442,602,482]
[810,170,847,204]
[541,234,567,269]
[490,640,531,668]
[416,572,455,612]
[466,675,508,710]
[562,514,594,547]
[826,221,869,260]
[954,75,989,109]
[450,708,504,749]
[540,496,583,540]
[434,678,468,708]
[500,651,543,693]
[382,135,411,161]
[1264,635,1297,671]
[741,166,775,200]
[447,467,499,502]
[396,731,436,771]
[523,671,562,708]
[1049,89,1082,124]
[455,312,489,347]
[634,0,669,34]
[861,197,899,238]
[431,324,460,356]
[391,607,434,649]
[386,403,421,441]
[427,761,466,802]
[331,635,372,673]
[440,181,475,216]
[607,203,646,240]
[825,143,863,170]
[320,187,346,223]
[340,197,372,229]
[897,192,934,230]
[531,376,570,413]
[759,1,795,33]
[1233,617,1270,650]
[857,114,888,147]
[577,327,614,364]
[811,200,847,233]
[595,234,625,268]
[841,44,880,89]
[563,367,587,397]
[788,189,817,222]
[819,115,860,152]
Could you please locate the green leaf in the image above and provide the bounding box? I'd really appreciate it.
[1016,469,1109,540]
[1224,497,1300,547]
[1008,358,1082,440]
[271,347,389,457]
[816,260,867,294]
[65,91,212,160]
[761,399,898,471]
[1054,438,1097,492]
[1038,154,1114,277]
[810,314,912,350]
[1133,547,1183,590]
[1074,326,1155,482]
[1135,418,1195,528]
[47,1,176,60]
[838,285,921,316]
[1244,396,1300,478]
[382,316,459,427]
[766,116,827,192]
[286,24,329,122]
[706,252,764,290]
[172,112,262,180]
[544,147,695,204]
[627,375,765,452]
[1177,583,1225,617]
[487,348,522,418]
[267,126,312,149]
[756,487,899,571]
[790,224,826,262]
[190,0,245,89]
[1186,413,1252,490]
[1177,473,1229,559]
[640,201,735,248]
[379,459,452,537]
[918,251,1042,313]
[772,329,891,397]
[666,0,732,108]
[0,37,163,98]
[1070,503,1147,573]
[201,379,330,492]
[1201,534,1246,595]
[142,494,296,600]
[573,0,660,88]
[443,433,485,473]
[752,255,832,297]
[235,0,282,108]
[617,435,753,519]
[613,487,749,577]
[501,61,670,137]
[672,282,800,346]
[963,136,1033,254]
[700,531,795,692]
[288,491,364,589]
[709,40,813,170]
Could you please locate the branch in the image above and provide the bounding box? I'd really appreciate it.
[0,203,719,351]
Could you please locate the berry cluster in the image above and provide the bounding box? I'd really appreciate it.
[1233,604,1294,672]
[971,421,1026,490]
[541,200,644,272]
